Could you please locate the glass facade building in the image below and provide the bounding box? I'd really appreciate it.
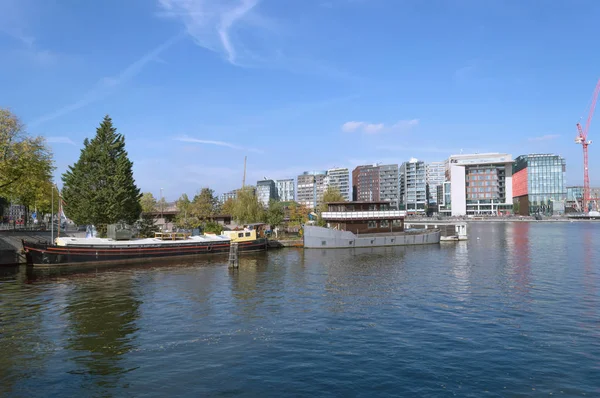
[512,154,566,215]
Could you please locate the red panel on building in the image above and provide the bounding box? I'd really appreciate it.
[513,168,528,197]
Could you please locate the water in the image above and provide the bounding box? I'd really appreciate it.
[1,222,599,397]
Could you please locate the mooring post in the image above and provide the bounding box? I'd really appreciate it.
[228,242,239,268]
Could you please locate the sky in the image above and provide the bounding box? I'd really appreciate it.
[1,0,600,200]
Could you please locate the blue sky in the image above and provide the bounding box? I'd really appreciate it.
[1,0,599,200]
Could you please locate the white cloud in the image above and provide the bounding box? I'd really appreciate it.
[528,134,560,142]
[45,136,76,145]
[157,0,260,65]
[174,135,263,153]
[341,119,419,134]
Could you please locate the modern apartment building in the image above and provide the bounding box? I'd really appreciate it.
[297,171,327,209]
[513,154,567,216]
[378,164,399,209]
[445,153,513,216]
[399,158,427,214]
[352,164,380,202]
[324,168,351,201]
[275,179,295,202]
[256,179,278,207]
[426,161,445,205]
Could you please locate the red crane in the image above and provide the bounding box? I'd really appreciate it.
[575,78,600,212]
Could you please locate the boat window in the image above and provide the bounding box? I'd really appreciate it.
[321,241,327,246]
[238,233,244,238]
[368,221,377,228]
[349,241,353,245]
[381,220,389,228]
[245,232,251,237]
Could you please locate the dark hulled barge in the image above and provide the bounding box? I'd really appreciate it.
[22,224,268,266]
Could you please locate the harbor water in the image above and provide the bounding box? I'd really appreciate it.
[1,222,599,396]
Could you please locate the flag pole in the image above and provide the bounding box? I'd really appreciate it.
[57,189,61,238]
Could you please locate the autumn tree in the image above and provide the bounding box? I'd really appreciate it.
[0,109,55,221]
[288,202,309,226]
[62,115,141,230]
[140,192,157,213]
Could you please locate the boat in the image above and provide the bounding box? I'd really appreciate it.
[303,201,440,248]
[22,223,268,266]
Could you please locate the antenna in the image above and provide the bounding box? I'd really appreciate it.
[242,156,247,187]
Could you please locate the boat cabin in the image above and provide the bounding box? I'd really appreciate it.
[222,223,268,242]
[321,201,406,234]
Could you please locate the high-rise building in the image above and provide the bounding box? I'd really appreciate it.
[275,179,295,202]
[352,164,380,201]
[256,179,277,207]
[399,158,427,213]
[297,171,327,209]
[324,168,351,201]
[445,153,514,216]
[426,161,445,205]
[512,154,567,215]
[378,164,399,209]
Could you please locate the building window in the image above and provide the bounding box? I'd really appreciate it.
[368,221,377,228]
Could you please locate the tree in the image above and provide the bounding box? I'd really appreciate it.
[190,188,218,223]
[288,202,309,226]
[140,192,157,213]
[62,115,141,230]
[174,193,194,229]
[0,109,55,212]
[266,200,284,228]
[232,186,264,224]
[137,213,158,238]
[221,198,235,215]
[317,186,346,226]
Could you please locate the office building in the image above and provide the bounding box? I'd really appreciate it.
[399,158,427,214]
[324,168,351,201]
[275,179,295,202]
[378,164,399,209]
[256,179,277,207]
[426,161,445,204]
[297,171,327,209]
[566,186,600,211]
[220,190,238,203]
[437,182,452,215]
[445,153,513,216]
[352,164,380,201]
[513,154,567,216]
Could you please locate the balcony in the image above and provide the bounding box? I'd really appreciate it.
[322,210,406,220]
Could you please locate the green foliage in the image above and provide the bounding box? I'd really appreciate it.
[0,109,55,212]
[221,198,235,215]
[62,115,142,226]
[232,186,265,224]
[317,186,346,226]
[138,213,158,238]
[191,188,218,221]
[288,202,309,226]
[140,192,157,213]
[266,200,284,227]
[203,221,223,235]
[174,193,194,229]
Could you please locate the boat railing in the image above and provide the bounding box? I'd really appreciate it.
[154,232,191,240]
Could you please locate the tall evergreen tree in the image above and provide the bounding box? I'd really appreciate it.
[62,116,141,227]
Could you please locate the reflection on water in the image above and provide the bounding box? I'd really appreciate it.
[1,223,600,396]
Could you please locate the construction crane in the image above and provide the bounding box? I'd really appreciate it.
[575,78,600,212]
